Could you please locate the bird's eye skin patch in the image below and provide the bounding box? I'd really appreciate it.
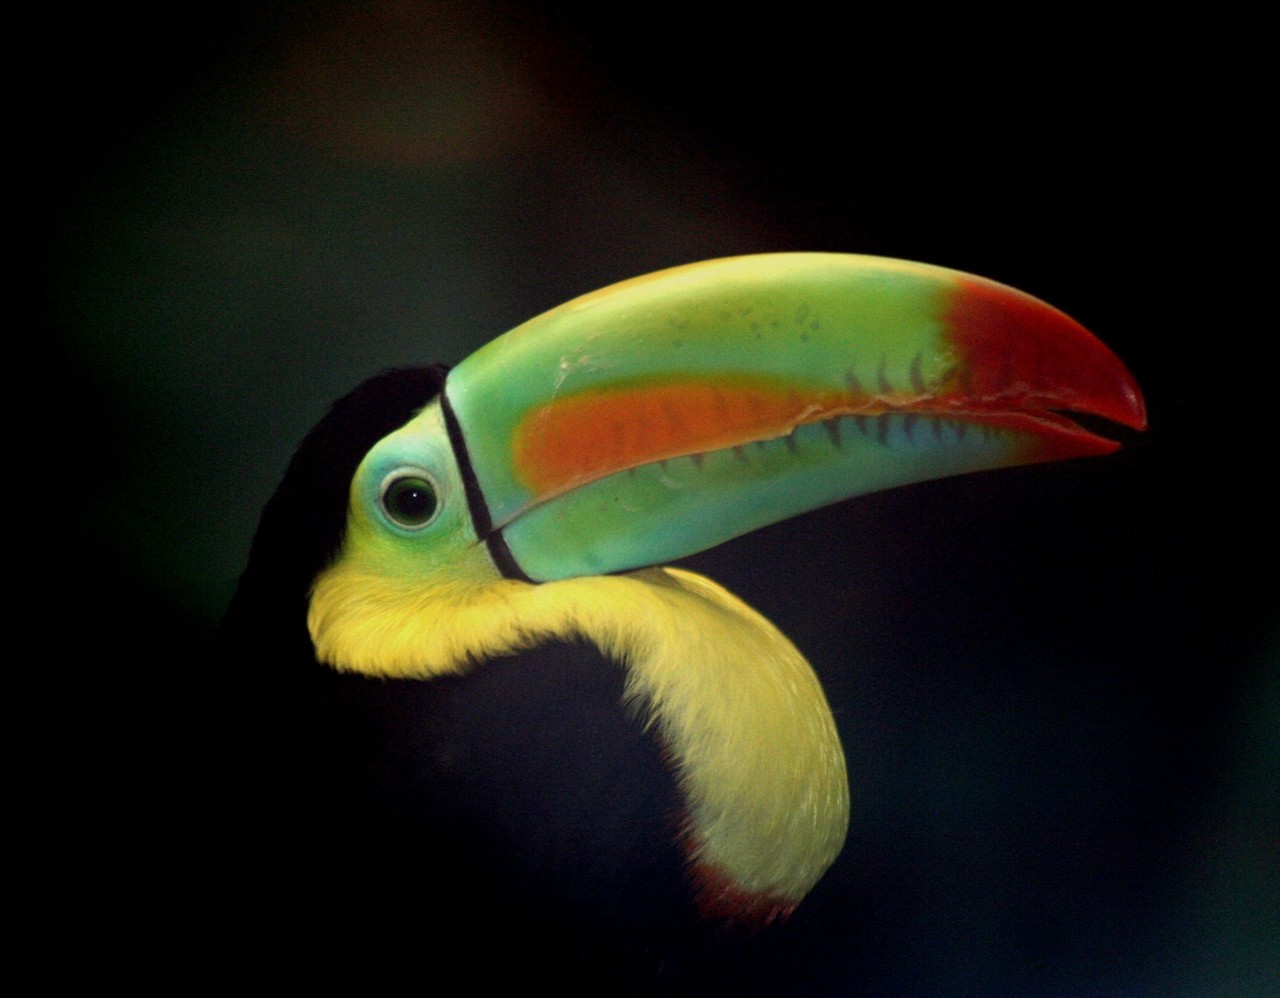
[379,470,441,530]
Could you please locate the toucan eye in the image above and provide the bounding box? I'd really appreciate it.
[380,472,440,529]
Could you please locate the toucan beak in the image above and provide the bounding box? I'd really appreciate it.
[444,254,1146,582]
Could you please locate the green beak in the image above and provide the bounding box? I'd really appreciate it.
[444,254,1145,582]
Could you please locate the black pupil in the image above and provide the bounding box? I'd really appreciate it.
[386,476,437,526]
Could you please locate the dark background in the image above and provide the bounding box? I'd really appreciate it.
[41,3,1273,992]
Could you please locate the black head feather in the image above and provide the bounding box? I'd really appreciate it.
[219,366,447,651]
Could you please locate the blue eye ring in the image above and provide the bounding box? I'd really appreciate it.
[379,468,441,530]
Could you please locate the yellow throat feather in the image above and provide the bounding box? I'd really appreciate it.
[308,554,850,915]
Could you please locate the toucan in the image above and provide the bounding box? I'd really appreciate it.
[218,253,1144,982]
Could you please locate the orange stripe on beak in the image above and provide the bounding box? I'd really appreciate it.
[512,378,857,499]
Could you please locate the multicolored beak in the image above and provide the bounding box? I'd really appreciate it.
[443,254,1145,582]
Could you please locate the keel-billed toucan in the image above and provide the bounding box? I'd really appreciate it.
[220,254,1144,959]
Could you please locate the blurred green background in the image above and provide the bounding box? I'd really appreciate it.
[41,2,1274,992]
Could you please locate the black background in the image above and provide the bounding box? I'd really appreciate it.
[39,3,1273,992]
